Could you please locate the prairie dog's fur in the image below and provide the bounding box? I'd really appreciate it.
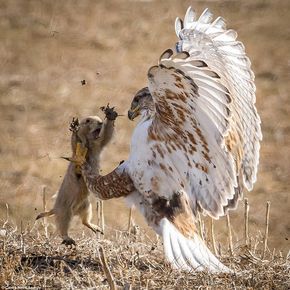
[36,112,116,245]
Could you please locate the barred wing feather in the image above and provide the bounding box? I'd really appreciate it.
[146,51,237,218]
[175,7,262,192]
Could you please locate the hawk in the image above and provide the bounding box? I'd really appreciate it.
[79,7,262,272]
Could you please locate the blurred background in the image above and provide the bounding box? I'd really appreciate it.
[0,0,289,253]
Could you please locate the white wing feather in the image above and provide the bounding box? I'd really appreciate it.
[176,7,262,190]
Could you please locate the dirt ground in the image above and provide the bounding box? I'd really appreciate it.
[0,0,289,255]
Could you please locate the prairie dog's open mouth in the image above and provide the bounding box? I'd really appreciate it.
[91,127,102,139]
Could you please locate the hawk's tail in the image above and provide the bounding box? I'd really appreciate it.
[36,209,55,220]
[160,218,232,273]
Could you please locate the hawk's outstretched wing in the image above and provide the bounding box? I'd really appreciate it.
[175,7,262,192]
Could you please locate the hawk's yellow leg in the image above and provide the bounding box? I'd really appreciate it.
[74,142,88,174]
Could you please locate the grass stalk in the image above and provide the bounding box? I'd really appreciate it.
[198,212,204,241]
[99,245,117,290]
[100,200,105,236]
[20,220,25,254]
[127,207,133,235]
[96,200,102,239]
[244,198,249,248]
[41,185,48,238]
[262,201,271,260]
[226,212,233,256]
[210,218,218,256]
[3,203,9,228]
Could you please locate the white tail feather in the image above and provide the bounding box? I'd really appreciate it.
[160,218,232,273]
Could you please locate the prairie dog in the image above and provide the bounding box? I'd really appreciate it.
[36,105,118,245]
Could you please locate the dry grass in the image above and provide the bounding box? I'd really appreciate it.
[0,208,289,289]
[0,0,289,254]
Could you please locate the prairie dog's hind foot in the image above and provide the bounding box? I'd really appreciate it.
[83,222,104,235]
[61,237,76,246]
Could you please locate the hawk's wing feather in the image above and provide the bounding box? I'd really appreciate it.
[176,7,262,191]
[146,53,237,218]
[159,58,231,137]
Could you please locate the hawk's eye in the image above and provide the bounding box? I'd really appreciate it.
[132,99,138,107]
[135,95,142,102]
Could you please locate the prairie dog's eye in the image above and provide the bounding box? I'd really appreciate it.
[85,119,90,124]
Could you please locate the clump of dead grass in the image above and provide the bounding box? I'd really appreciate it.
[0,201,289,289]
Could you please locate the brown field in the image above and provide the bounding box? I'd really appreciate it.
[0,0,290,288]
[0,222,289,289]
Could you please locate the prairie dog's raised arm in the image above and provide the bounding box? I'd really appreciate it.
[99,105,118,148]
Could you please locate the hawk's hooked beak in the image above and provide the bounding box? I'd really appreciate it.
[128,105,140,121]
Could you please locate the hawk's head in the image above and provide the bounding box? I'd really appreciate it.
[128,87,154,121]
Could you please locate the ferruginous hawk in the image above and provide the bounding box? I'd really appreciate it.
[78,7,262,273]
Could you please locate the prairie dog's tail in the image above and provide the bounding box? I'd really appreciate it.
[36,209,55,220]
[160,218,232,273]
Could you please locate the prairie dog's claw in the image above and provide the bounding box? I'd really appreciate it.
[100,104,118,121]
[69,117,80,132]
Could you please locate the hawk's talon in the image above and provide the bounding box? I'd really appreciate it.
[64,142,87,174]
[75,142,88,165]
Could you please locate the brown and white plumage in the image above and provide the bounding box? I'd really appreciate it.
[82,7,261,272]
[175,7,262,192]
